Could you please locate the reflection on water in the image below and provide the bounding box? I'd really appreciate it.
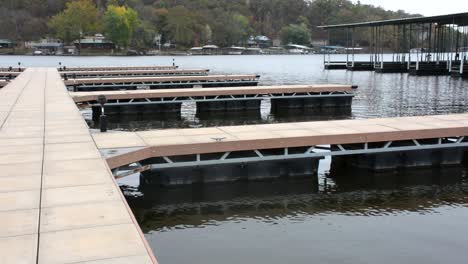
[124,166,468,264]
[127,166,467,231]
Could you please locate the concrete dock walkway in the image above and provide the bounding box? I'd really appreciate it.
[0,68,156,264]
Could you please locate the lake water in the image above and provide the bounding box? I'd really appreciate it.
[3,55,468,264]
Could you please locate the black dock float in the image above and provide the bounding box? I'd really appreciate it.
[346,62,375,71]
[409,62,450,76]
[375,62,409,73]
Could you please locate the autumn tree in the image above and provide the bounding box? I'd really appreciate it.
[103,5,139,48]
[48,0,100,43]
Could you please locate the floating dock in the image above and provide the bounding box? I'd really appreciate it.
[0,72,20,80]
[0,69,157,263]
[324,61,348,70]
[347,61,375,71]
[93,114,468,185]
[59,65,178,71]
[71,84,356,118]
[61,69,210,79]
[65,75,261,91]
[0,67,22,72]
[450,63,468,78]
[408,61,450,76]
[374,62,409,73]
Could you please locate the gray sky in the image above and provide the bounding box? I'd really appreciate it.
[352,0,468,16]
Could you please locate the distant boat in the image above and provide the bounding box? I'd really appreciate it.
[227,46,246,55]
[189,45,220,55]
[33,50,43,56]
[189,47,203,55]
[243,47,264,55]
[202,45,219,49]
[285,44,311,54]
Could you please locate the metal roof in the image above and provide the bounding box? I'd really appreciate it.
[318,12,468,29]
[0,39,13,44]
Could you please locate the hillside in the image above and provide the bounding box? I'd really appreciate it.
[0,0,417,49]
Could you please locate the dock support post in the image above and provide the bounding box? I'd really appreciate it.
[98,95,108,133]
[100,115,107,133]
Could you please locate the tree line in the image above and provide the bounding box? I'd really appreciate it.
[0,0,416,49]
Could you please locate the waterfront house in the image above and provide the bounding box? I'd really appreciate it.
[25,39,63,55]
[74,34,115,52]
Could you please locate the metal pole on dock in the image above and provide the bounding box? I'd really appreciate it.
[369,27,375,66]
[449,23,454,72]
[380,25,384,69]
[352,27,355,68]
[373,26,378,67]
[461,26,466,75]
[98,95,108,133]
[346,29,349,66]
[408,24,412,70]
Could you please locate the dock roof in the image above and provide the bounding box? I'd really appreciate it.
[318,12,468,29]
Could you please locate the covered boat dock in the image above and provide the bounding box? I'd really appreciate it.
[318,12,468,77]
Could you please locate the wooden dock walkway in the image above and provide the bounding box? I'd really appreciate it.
[0,69,157,264]
[92,114,468,171]
[60,65,178,71]
[70,84,356,104]
[64,75,261,91]
[61,69,210,78]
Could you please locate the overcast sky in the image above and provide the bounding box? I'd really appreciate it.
[352,0,468,16]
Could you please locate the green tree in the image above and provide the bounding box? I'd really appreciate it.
[164,6,200,47]
[211,12,252,47]
[201,24,212,44]
[280,23,311,45]
[48,0,100,43]
[132,20,157,49]
[103,5,139,48]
